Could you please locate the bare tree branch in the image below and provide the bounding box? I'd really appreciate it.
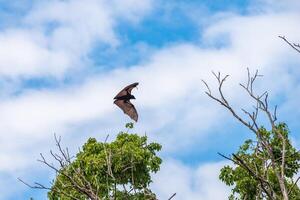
[279,35,300,53]
[168,193,176,200]
[202,72,258,134]
[288,176,300,195]
[19,134,100,200]
[205,69,290,200]
[18,178,81,200]
[218,153,275,200]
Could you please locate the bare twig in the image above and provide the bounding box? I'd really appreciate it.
[218,153,274,200]
[168,193,176,200]
[205,69,290,200]
[19,134,100,200]
[18,178,81,200]
[202,72,258,134]
[279,35,300,54]
[288,176,300,195]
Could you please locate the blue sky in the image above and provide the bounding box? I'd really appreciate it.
[0,0,300,199]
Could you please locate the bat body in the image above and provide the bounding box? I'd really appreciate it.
[114,82,139,122]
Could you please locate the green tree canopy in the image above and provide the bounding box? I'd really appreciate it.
[44,123,161,200]
[219,123,300,200]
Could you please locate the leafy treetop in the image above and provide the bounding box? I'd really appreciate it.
[48,123,162,200]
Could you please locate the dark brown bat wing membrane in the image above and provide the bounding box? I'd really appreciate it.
[114,100,138,122]
[114,82,139,99]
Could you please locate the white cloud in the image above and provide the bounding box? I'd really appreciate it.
[1,6,300,170]
[252,0,300,12]
[25,0,118,46]
[204,12,300,66]
[1,1,300,199]
[0,29,70,78]
[109,0,153,23]
[0,0,153,79]
[151,160,231,200]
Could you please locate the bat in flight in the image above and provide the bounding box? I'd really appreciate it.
[114,82,139,122]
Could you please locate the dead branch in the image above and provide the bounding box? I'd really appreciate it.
[288,176,300,195]
[168,193,176,200]
[202,73,258,134]
[18,178,80,200]
[19,134,100,200]
[279,36,300,54]
[218,153,275,200]
[205,69,289,199]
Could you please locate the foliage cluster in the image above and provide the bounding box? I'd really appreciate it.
[48,123,162,200]
[220,123,300,200]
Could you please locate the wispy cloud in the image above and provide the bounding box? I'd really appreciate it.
[0,0,300,199]
[0,0,153,79]
[151,160,231,200]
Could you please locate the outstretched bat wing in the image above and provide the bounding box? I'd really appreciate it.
[114,82,138,99]
[114,100,138,122]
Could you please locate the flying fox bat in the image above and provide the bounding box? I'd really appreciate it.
[114,82,139,122]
